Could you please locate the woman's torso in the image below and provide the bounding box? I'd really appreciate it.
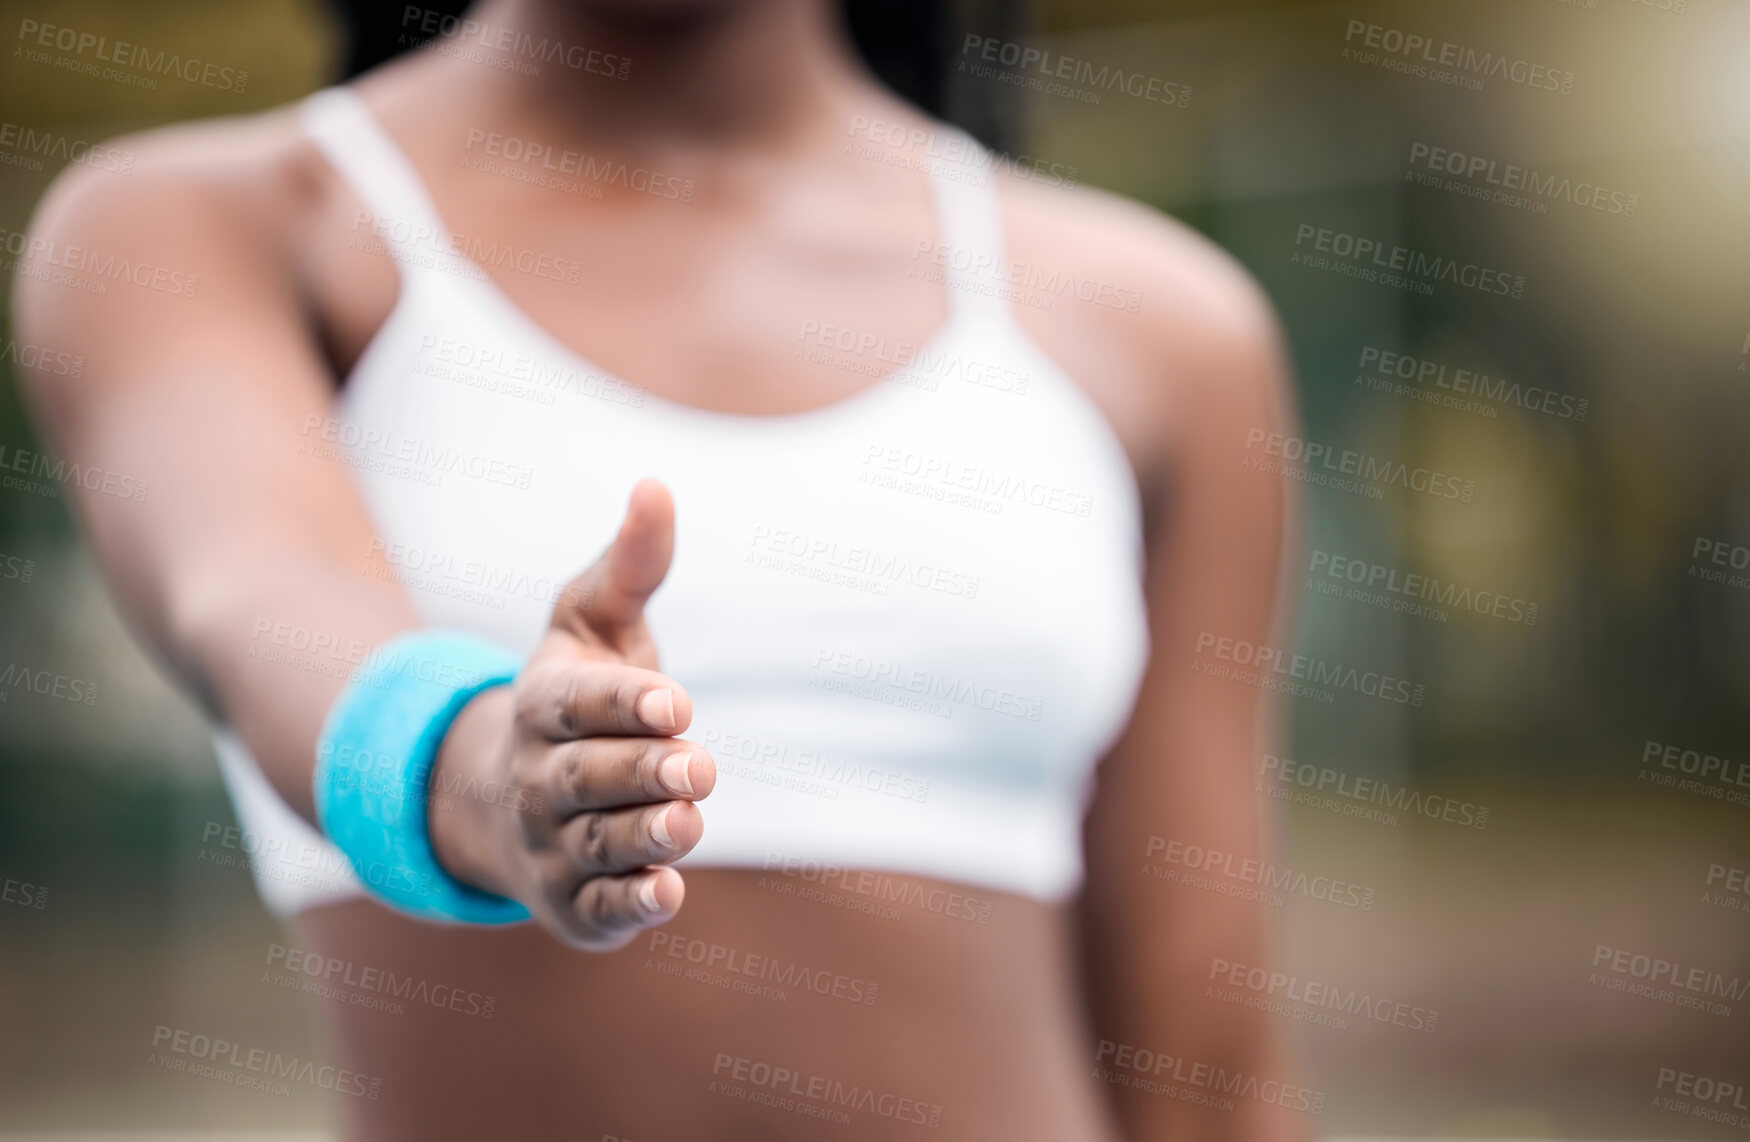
[237,53,1167,1142]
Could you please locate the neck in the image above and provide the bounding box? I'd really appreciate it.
[454,0,869,149]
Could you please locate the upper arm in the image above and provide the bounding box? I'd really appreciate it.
[992,177,1298,916]
[11,122,419,821]
[11,122,396,666]
[1079,224,1298,971]
[1069,221,1304,1140]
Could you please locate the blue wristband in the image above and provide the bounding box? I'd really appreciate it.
[313,629,530,925]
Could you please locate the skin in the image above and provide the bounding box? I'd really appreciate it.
[13,0,1305,1138]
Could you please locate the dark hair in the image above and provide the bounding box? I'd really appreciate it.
[323,0,1021,148]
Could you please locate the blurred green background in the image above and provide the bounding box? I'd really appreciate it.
[2,0,1749,1135]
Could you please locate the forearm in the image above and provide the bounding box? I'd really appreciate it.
[1079,892,1312,1142]
[13,159,475,837]
[170,543,422,823]
[184,542,536,895]
[26,353,423,826]
[45,373,530,875]
[1078,671,1309,1140]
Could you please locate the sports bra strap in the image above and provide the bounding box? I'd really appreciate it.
[922,135,1018,326]
[302,86,467,282]
[305,86,1015,321]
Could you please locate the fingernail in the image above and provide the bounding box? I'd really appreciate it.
[649,803,674,847]
[659,751,694,796]
[638,874,663,914]
[637,688,676,731]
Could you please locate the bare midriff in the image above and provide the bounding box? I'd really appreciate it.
[296,869,1121,1142]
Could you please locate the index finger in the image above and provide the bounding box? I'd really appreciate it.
[516,658,693,740]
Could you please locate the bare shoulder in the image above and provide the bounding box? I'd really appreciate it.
[30,105,322,252]
[13,98,398,393]
[14,103,336,343]
[994,168,1291,478]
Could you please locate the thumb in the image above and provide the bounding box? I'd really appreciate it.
[553,478,674,653]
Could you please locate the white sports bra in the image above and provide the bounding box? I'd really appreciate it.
[213,86,1150,916]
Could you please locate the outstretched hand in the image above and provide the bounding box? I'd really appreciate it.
[428,479,716,950]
